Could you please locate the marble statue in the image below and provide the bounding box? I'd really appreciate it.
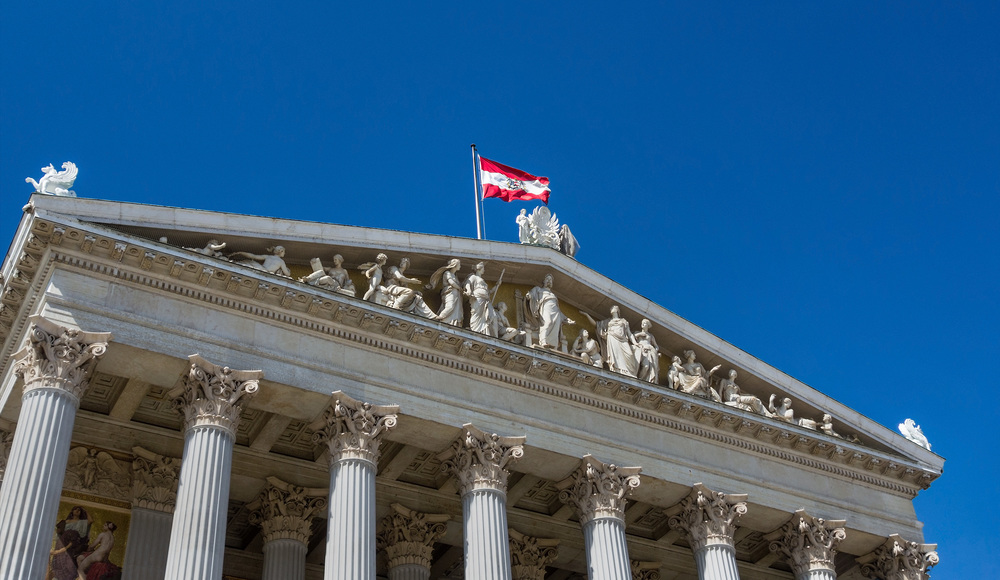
[898,418,931,450]
[583,306,638,377]
[572,329,603,368]
[632,319,660,383]
[358,253,388,303]
[666,355,684,391]
[463,262,496,336]
[820,414,842,439]
[184,239,227,257]
[677,350,722,401]
[516,209,531,244]
[381,258,435,318]
[521,206,561,250]
[768,395,796,424]
[523,274,575,351]
[301,254,356,296]
[493,302,524,343]
[229,246,291,277]
[25,162,78,197]
[719,370,772,417]
[558,224,580,258]
[427,259,464,326]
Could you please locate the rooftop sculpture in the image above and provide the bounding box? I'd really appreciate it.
[517,207,579,258]
[26,162,78,197]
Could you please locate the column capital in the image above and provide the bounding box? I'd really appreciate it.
[309,390,399,465]
[13,315,110,400]
[376,503,450,570]
[168,354,262,435]
[857,534,939,580]
[767,509,846,578]
[438,423,525,495]
[667,483,748,551]
[630,560,662,580]
[509,529,559,580]
[247,476,327,545]
[557,454,641,525]
[131,447,182,513]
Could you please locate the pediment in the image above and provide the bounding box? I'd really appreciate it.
[5,195,943,481]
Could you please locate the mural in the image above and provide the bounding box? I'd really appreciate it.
[47,500,129,580]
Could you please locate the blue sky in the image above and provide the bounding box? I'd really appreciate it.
[2,3,997,577]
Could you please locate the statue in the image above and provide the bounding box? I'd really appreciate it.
[820,414,842,439]
[493,301,524,343]
[301,254,356,296]
[584,306,638,377]
[666,355,684,390]
[558,224,580,258]
[632,319,660,383]
[427,259,464,326]
[719,370,772,417]
[184,239,227,257]
[463,262,497,336]
[676,350,722,401]
[523,274,575,351]
[358,253,388,303]
[898,418,931,450]
[381,258,435,319]
[516,209,531,244]
[26,162,78,197]
[768,395,796,424]
[229,246,291,277]
[571,329,603,368]
[521,206,561,250]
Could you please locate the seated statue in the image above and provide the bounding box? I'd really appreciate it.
[768,395,796,424]
[493,302,524,343]
[572,330,603,368]
[301,254,356,296]
[666,355,684,390]
[380,257,434,319]
[676,350,721,401]
[719,370,772,417]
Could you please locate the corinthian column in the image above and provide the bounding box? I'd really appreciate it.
[767,510,846,580]
[376,503,450,580]
[439,424,525,580]
[557,455,641,580]
[163,354,262,580]
[667,483,748,580]
[509,529,559,580]
[248,476,327,580]
[122,447,182,580]
[857,534,939,580]
[0,316,109,580]
[310,391,398,580]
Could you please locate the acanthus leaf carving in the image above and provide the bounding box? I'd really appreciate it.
[630,560,662,580]
[439,423,525,495]
[509,529,559,580]
[667,483,748,551]
[130,446,182,512]
[376,503,450,570]
[766,509,846,577]
[168,354,262,435]
[309,391,398,465]
[858,534,939,580]
[557,454,641,525]
[247,476,327,545]
[13,316,111,400]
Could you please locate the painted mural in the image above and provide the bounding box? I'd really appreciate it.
[46,500,130,580]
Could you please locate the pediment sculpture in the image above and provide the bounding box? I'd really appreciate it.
[516,207,579,257]
[26,161,78,197]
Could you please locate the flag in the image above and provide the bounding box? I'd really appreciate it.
[479,156,551,204]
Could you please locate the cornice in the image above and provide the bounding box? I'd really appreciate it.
[0,218,940,498]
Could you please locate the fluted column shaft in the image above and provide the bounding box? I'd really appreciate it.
[583,517,631,580]
[0,317,109,580]
[263,538,308,580]
[799,570,836,580]
[122,507,173,580]
[389,564,430,580]
[694,544,741,580]
[667,483,747,580]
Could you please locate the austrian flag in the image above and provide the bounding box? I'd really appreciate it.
[479,156,551,204]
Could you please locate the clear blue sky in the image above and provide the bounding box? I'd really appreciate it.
[2,3,997,577]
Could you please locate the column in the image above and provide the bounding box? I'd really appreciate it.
[0,316,110,580]
[247,476,327,580]
[631,560,663,580]
[857,534,939,580]
[767,509,846,580]
[667,483,748,580]
[163,354,262,580]
[122,447,182,580]
[439,423,525,580]
[0,426,12,484]
[557,455,641,580]
[311,391,399,580]
[376,503,450,580]
[508,529,559,580]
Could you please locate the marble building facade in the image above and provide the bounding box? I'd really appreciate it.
[0,195,942,580]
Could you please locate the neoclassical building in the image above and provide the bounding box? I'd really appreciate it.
[0,195,942,580]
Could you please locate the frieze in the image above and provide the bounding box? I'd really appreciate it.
[64,444,132,502]
[0,218,940,497]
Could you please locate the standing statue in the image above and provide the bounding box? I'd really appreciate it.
[26,162,78,197]
[301,254,356,296]
[427,259,464,326]
[558,224,580,258]
[463,262,496,336]
[516,209,532,244]
[676,350,722,401]
[584,306,638,377]
[632,319,660,383]
[359,253,388,303]
[719,370,772,417]
[572,330,603,368]
[229,246,291,277]
[523,274,575,351]
[898,418,931,450]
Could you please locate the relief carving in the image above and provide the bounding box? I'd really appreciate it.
[509,529,559,580]
[63,445,131,501]
[131,447,182,513]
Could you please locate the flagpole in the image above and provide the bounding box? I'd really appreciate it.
[471,143,483,240]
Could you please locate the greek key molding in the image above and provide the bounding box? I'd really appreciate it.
[439,423,525,495]
[557,454,641,525]
[13,316,110,401]
[168,354,262,435]
[376,503,450,571]
[247,476,327,545]
[309,390,398,465]
[667,483,748,552]
[857,534,939,580]
[131,446,182,513]
[766,509,846,577]
[509,529,559,580]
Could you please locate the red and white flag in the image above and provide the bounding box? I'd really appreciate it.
[479,156,551,204]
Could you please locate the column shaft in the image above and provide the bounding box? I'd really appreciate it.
[325,457,376,580]
[0,388,79,580]
[463,488,513,580]
[389,564,431,580]
[583,517,631,580]
[694,544,740,580]
[799,570,836,580]
[121,507,173,580]
[163,425,235,580]
[263,538,308,580]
